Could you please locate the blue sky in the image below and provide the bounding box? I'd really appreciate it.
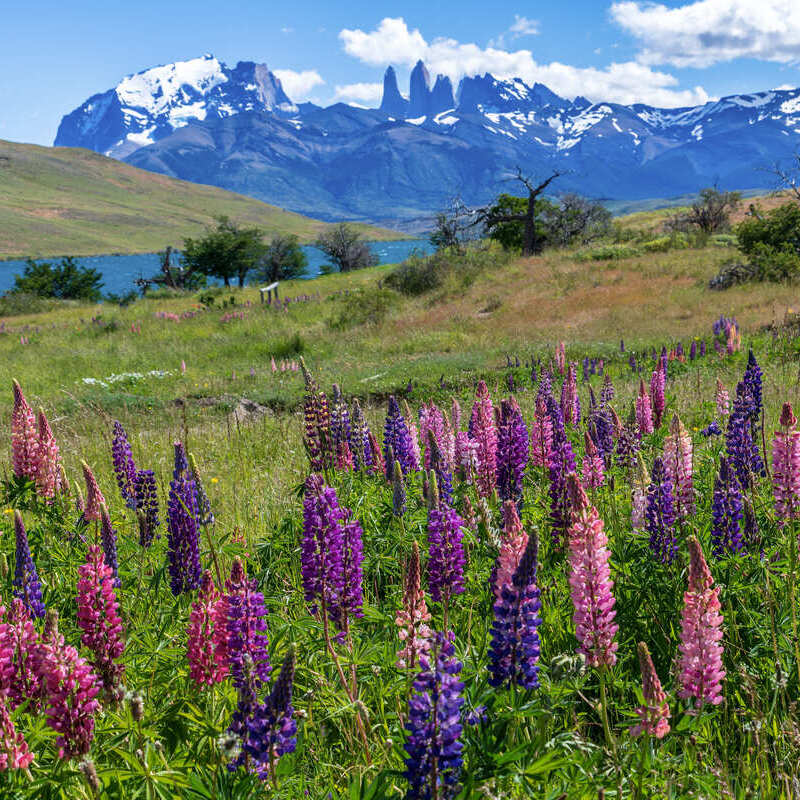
[2,0,800,145]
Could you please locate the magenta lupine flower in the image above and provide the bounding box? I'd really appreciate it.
[5,599,41,708]
[468,380,497,498]
[368,430,385,477]
[186,570,229,687]
[649,368,666,430]
[454,431,477,480]
[405,401,423,469]
[567,475,618,668]
[493,501,528,602]
[81,462,106,523]
[395,541,432,670]
[581,430,605,489]
[631,455,650,533]
[0,693,34,770]
[38,612,101,759]
[631,642,670,739]
[663,413,695,520]
[715,378,730,418]
[554,341,566,375]
[530,394,553,468]
[76,544,125,690]
[677,537,725,709]
[495,398,529,508]
[560,363,579,426]
[451,397,462,432]
[420,403,451,470]
[772,402,800,525]
[35,409,62,499]
[11,380,38,482]
[427,476,466,604]
[636,379,654,436]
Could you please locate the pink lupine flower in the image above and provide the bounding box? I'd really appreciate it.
[4,600,40,709]
[581,430,605,489]
[451,397,462,432]
[649,368,666,429]
[76,545,125,690]
[187,570,229,687]
[631,454,650,533]
[35,409,62,499]
[38,612,101,759]
[555,341,566,375]
[270,357,277,373]
[81,462,106,522]
[11,380,38,482]
[677,536,725,709]
[180,360,187,374]
[715,378,730,418]
[419,403,453,470]
[469,381,498,498]
[395,542,432,670]
[0,693,34,770]
[772,402,800,525]
[335,438,354,472]
[631,642,670,739]
[530,395,553,468]
[560,363,579,426]
[493,501,528,601]
[404,401,423,468]
[567,475,618,668]
[636,379,654,436]
[454,431,477,480]
[663,413,695,520]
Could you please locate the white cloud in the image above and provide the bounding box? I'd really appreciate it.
[332,82,383,105]
[611,0,800,68]
[509,15,539,38]
[339,17,709,108]
[273,69,325,101]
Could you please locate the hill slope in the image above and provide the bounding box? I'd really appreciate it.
[0,139,400,259]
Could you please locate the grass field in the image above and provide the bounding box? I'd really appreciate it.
[0,240,799,797]
[0,139,402,260]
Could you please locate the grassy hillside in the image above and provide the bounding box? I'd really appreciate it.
[0,139,402,259]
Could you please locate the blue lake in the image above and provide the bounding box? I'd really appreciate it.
[0,239,433,296]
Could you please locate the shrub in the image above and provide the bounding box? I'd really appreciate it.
[575,244,641,261]
[0,292,57,316]
[328,288,398,330]
[272,332,305,357]
[10,257,103,301]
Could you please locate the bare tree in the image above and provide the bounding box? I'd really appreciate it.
[769,152,800,202]
[429,197,478,253]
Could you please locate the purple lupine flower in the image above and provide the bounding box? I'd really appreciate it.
[189,454,214,526]
[690,340,697,360]
[711,456,744,557]
[547,398,576,546]
[166,442,201,595]
[99,504,121,588]
[645,457,677,563]
[700,340,706,357]
[384,396,418,478]
[428,432,454,507]
[600,375,615,406]
[350,399,372,471]
[111,421,137,509]
[133,469,159,547]
[743,350,763,424]
[488,531,541,689]
[582,357,590,382]
[337,514,365,631]
[330,384,352,454]
[588,404,614,466]
[726,384,761,489]
[615,408,641,469]
[427,484,466,604]
[13,512,45,618]
[620,339,625,352]
[701,421,722,437]
[393,460,407,517]
[629,354,637,372]
[496,398,529,509]
[403,631,464,800]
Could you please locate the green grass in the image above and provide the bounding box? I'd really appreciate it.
[0,140,403,259]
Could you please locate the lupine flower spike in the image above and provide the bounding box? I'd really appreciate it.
[631,642,670,739]
[166,443,202,595]
[631,454,650,533]
[469,381,497,499]
[772,402,800,526]
[392,460,407,517]
[13,512,45,619]
[81,462,106,523]
[581,430,605,489]
[494,501,528,601]
[715,379,730,418]
[664,413,695,520]
[650,367,665,429]
[0,693,34,770]
[711,456,744,557]
[645,457,678,564]
[426,473,466,607]
[11,380,38,482]
[99,505,121,588]
[396,542,432,670]
[111,421,137,508]
[636,379,654,435]
[186,570,228,687]
[36,409,62,499]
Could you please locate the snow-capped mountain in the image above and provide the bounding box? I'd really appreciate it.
[56,56,800,225]
[55,54,295,158]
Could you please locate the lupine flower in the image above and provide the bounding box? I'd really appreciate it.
[450,397,462,432]
[166,443,202,596]
[5,599,41,708]
[405,400,423,469]
[420,403,453,470]
[81,462,105,523]
[587,402,614,466]
[76,544,125,690]
[701,421,722,437]
[615,410,641,469]
[393,460,407,517]
[650,368,665,429]
[700,340,706,357]
[743,349,763,423]
[245,645,298,780]
[631,454,650,533]
[567,475,618,668]
[554,341,566,375]
[645,457,678,564]
[547,397,576,546]
[35,409,62,499]
[529,395,553,468]
[454,431,477,480]
[0,693,34,770]
[726,384,760,489]
[187,571,229,687]
[636,379,654,435]
[495,399,529,508]
[494,502,528,601]
[367,430,385,477]
[426,475,466,604]
[715,379,730,418]
[99,504,121,588]
[677,537,725,709]
[38,611,101,760]
[461,495,477,533]
[690,340,697,361]
[300,359,331,471]
[403,631,464,800]
[560,363,579,426]
[330,384,352,454]
[468,381,498,498]
[711,456,744,557]
[630,642,670,739]
[13,512,44,619]
[396,542,433,670]
[133,469,159,547]
[772,402,800,525]
[488,530,542,689]
[350,399,373,471]
[189,453,215,526]
[664,413,695,520]
[384,396,419,478]
[581,430,605,489]
[335,432,354,472]
[428,433,454,507]
[111,421,137,508]
[11,380,38,482]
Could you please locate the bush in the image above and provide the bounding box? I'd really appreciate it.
[748,242,800,282]
[10,257,103,301]
[328,288,398,330]
[0,292,57,316]
[737,203,800,258]
[575,243,641,261]
[272,332,305,357]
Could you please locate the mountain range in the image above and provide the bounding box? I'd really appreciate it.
[55,55,800,228]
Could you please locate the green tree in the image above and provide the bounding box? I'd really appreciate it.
[11,257,103,301]
[315,224,378,272]
[254,235,308,283]
[182,216,266,288]
[735,202,800,281]
[484,194,558,252]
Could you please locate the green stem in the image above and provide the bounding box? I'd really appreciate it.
[789,522,800,687]
[598,669,617,758]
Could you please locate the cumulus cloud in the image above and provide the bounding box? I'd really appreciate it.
[611,0,800,68]
[509,15,540,38]
[339,17,709,108]
[332,82,383,104]
[273,69,325,100]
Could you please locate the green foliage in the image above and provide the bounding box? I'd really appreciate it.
[576,243,642,261]
[10,257,103,301]
[254,235,308,283]
[734,202,800,283]
[271,332,306,357]
[641,233,689,253]
[315,224,378,273]
[485,194,554,252]
[0,292,57,316]
[328,287,398,330]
